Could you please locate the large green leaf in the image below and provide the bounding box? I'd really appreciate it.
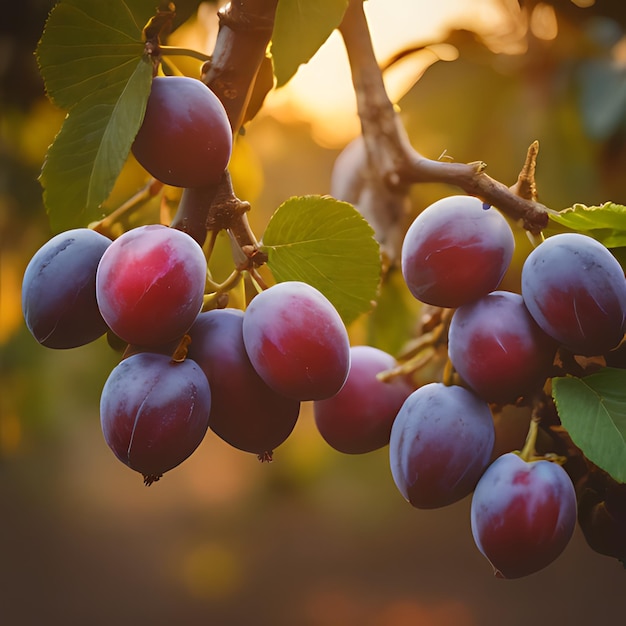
[37,0,154,109]
[261,195,381,325]
[40,58,153,231]
[553,368,626,483]
[271,0,348,87]
[37,0,157,232]
[548,202,626,249]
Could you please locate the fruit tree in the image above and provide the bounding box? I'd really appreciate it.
[14,0,626,586]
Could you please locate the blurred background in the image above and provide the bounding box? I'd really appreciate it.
[2,0,626,624]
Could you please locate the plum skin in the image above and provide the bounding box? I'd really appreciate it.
[96,225,207,347]
[100,352,211,483]
[389,383,495,509]
[22,228,112,349]
[401,195,515,308]
[521,232,626,356]
[131,76,232,188]
[242,281,351,401]
[313,345,413,454]
[470,452,577,579]
[448,291,557,404]
[188,309,300,459]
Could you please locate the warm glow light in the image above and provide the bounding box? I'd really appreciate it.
[530,3,559,41]
[262,0,529,147]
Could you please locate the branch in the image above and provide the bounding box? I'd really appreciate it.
[338,0,550,238]
[171,0,278,249]
[202,0,278,134]
[170,182,220,246]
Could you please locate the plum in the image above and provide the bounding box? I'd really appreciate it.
[471,452,577,578]
[100,352,211,484]
[389,383,495,509]
[132,76,232,188]
[314,345,413,454]
[448,291,557,404]
[521,232,626,356]
[22,228,111,348]
[401,195,514,308]
[188,309,300,460]
[96,224,207,347]
[242,281,350,401]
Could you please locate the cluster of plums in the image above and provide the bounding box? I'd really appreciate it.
[20,71,626,578]
[395,194,626,577]
[22,221,363,483]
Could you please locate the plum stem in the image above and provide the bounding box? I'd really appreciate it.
[518,397,568,464]
[201,269,244,311]
[90,178,164,238]
[171,335,192,363]
[376,346,436,383]
[159,45,211,63]
[378,308,452,383]
[519,414,540,462]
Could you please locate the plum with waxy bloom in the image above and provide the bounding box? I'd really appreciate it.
[389,383,495,509]
[471,452,577,578]
[242,281,350,401]
[96,224,207,347]
[401,195,514,308]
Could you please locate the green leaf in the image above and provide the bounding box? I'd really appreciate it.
[36,0,157,231]
[548,202,626,249]
[40,57,153,231]
[552,368,626,483]
[271,0,348,87]
[261,195,381,325]
[37,0,156,109]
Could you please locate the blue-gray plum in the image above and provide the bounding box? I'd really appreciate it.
[389,383,495,509]
[131,76,232,188]
[521,233,626,356]
[448,291,557,404]
[22,228,112,349]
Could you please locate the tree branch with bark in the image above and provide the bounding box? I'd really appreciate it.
[175,0,551,265]
[338,0,550,256]
[171,0,278,259]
